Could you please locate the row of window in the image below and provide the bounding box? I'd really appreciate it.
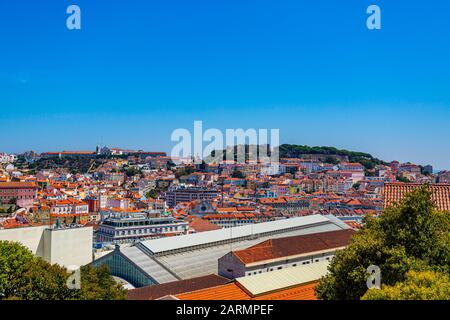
[101,225,184,236]
[245,257,333,276]
[1,195,35,200]
[0,189,35,194]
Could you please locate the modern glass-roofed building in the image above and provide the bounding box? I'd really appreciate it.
[92,214,350,287]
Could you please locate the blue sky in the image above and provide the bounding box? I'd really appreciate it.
[0,0,449,169]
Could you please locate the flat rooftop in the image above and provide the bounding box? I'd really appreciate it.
[139,214,334,254]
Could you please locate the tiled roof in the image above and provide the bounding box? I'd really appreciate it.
[232,229,356,265]
[175,281,318,300]
[176,283,250,300]
[0,182,37,189]
[384,183,450,211]
[127,274,229,300]
[189,218,221,232]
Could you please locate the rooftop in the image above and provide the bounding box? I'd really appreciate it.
[175,262,328,300]
[0,182,37,189]
[384,183,450,211]
[232,229,356,265]
[127,274,230,300]
[139,214,334,254]
[235,260,329,296]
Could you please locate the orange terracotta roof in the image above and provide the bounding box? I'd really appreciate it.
[233,229,356,264]
[384,183,450,211]
[176,281,318,300]
[176,283,250,300]
[252,282,318,300]
[189,218,221,232]
[128,275,230,300]
[0,182,37,189]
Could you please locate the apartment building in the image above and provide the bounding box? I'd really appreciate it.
[165,185,218,207]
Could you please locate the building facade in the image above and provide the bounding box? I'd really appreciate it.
[0,182,38,207]
[96,211,189,243]
[165,186,218,207]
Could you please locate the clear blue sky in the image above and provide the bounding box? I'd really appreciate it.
[1,0,449,169]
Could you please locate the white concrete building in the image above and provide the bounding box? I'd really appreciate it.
[0,226,93,268]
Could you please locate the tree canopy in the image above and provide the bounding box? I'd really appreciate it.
[279,144,387,170]
[0,241,126,300]
[362,270,450,300]
[316,186,450,300]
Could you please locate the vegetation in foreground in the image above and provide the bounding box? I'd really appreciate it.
[0,241,126,300]
[316,186,450,300]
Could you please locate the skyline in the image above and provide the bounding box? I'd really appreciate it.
[1,0,450,169]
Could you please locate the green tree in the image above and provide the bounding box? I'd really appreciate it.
[0,241,35,298]
[324,156,339,165]
[79,265,127,300]
[362,270,450,300]
[231,169,245,179]
[396,175,410,183]
[0,241,126,300]
[13,258,76,300]
[145,189,158,199]
[316,186,450,300]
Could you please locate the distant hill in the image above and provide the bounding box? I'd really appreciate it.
[208,143,388,171]
[279,144,388,170]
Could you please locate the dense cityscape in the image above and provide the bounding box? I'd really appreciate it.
[1,145,449,300]
[1,0,449,310]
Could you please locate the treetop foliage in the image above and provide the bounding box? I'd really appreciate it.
[316,186,450,300]
[0,241,126,300]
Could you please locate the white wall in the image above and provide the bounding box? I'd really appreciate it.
[43,227,93,267]
[0,226,47,256]
[0,226,93,268]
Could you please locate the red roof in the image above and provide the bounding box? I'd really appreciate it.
[384,183,450,211]
[233,229,356,264]
[128,275,230,300]
[189,218,221,232]
[0,182,37,189]
[176,281,319,300]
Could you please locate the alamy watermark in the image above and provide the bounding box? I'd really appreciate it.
[367,5,382,30]
[65,4,381,31]
[66,5,81,30]
[66,265,81,290]
[366,265,381,289]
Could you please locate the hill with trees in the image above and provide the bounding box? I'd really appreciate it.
[279,144,388,170]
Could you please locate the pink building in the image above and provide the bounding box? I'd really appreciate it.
[0,182,38,207]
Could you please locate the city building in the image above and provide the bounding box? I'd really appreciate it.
[0,182,38,207]
[96,210,189,244]
[127,274,230,300]
[91,214,350,287]
[218,229,355,279]
[165,185,218,207]
[41,151,97,159]
[0,225,93,267]
[175,260,329,300]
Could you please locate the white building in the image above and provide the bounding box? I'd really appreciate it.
[0,226,93,268]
